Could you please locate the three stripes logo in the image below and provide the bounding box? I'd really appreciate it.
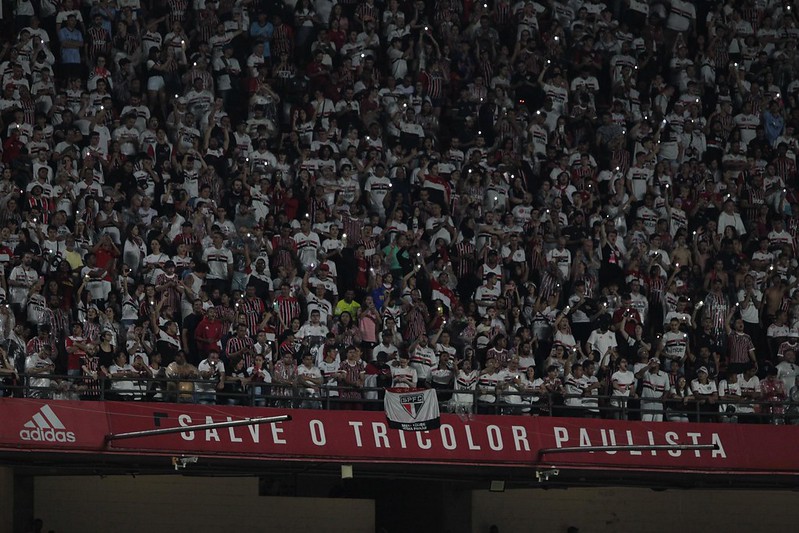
[19,405,76,443]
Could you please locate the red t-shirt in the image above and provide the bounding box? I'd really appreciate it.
[95,247,118,279]
[195,318,224,353]
[65,335,86,371]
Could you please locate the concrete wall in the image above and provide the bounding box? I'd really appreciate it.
[0,468,12,533]
[472,487,799,533]
[34,476,374,533]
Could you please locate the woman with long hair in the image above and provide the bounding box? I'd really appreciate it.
[667,375,693,422]
[97,329,116,372]
[83,306,102,344]
[332,311,361,347]
[122,224,147,276]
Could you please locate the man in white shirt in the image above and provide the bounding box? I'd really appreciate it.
[293,217,321,270]
[374,330,400,364]
[546,237,572,279]
[202,232,233,293]
[25,346,55,399]
[409,333,436,386]
[8,252,38,312]
[112,114,140,155]
[197,351,226,404]
[611,357,636,419]
[777,350,798,394]
[108,352,137,400]
[717,199,747,236]
[296,309,330,363]
[297,353,323,409]
[587,319,617,367]
[364,162,392,220]
[636,356,669,421]
[666,0,696,34]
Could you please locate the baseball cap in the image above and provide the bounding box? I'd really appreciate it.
[697,366,708,375]
[318,263,330,271]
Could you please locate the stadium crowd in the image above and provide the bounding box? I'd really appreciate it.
[0,0,799,422]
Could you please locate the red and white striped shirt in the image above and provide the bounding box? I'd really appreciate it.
[728,331,755,365]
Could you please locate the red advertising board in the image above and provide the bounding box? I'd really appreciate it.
[2,399,799,474]
[0,399,108,451]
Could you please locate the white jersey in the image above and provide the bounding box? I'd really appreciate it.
[734,113,760,145]
[611,370,635,397]
[202,246,233,280]
[293,231,321,268]
[737,374,760,414]
[666,0,696,31]
[391,365,417,388]
[297,364,323,395]
[777,361,798,394]
[196,359,226,394]
[718,379,742,414]
[364,174,392,214]
[318,359,341,396]
[546,248,572,278]
[661,330,689,363]
[640,370,669,401]
[409,345,437,381]
[474,284,501,315]
[453,370,478,406]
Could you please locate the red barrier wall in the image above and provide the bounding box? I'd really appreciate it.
[2,399,797,473]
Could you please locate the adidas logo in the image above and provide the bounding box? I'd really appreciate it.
[19,405,76,443]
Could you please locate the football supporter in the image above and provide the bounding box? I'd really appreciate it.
[0,0,794,426]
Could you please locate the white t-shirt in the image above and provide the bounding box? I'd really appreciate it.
[202,246,233,280]
[640,370,669,401]
[588,329,617,360]
[297,364,323,395]
[197,359,226,394]
[109,363,136,395]
[611,369,636,396]
[391,364,417,388]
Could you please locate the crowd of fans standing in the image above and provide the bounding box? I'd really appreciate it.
[0,0,799,421]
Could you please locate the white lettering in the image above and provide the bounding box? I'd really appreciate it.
[465,425,482,450]
[686,432,702,457]
[600,429,617,454]
[647,431,657,456]
[227,417,242,443]
[665,431,681,456]
[349,421,364,447]
[625,430,642,455]
[416,431,432,449]
[271,423,286,445]
[487,425,503,451]
[511,426,530,452]
[372,422,390,448]
[398,428,407,449]
[205,416,219,442]
[440,424,457,450]
[711,433,727,459]
[178,414,194,441]
[248,424,260,443]
[579,428,592,448]
[554,427,569,448]
[309,420,326,446]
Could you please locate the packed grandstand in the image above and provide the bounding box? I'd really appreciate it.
[0,0,798,423]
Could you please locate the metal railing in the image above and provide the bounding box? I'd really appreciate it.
[3,374,797,425]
